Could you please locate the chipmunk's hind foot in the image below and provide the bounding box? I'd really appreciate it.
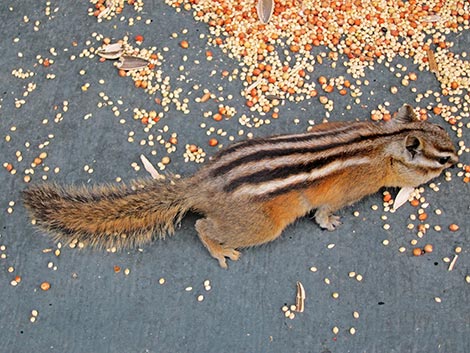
[195,218,241,269]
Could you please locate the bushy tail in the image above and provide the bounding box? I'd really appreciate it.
[23,178,194,249]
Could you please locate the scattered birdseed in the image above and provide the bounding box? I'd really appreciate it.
[423,244,433,253]
[349,327,356,335]
[197,295,204,302]
[309,266,318,273]
[159,278,165,285]
[40,282,51,291]
[434,297,442,303]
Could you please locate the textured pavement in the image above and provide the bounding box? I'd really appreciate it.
[0,1,469,352]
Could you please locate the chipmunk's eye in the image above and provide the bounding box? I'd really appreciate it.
[438,156,450,165]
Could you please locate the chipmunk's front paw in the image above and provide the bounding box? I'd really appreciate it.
[314,209,341,231]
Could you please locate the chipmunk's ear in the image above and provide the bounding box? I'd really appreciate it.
[404,135,423,158]
[394,104,419,124]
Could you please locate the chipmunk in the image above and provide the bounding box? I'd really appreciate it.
[23,105,457,268]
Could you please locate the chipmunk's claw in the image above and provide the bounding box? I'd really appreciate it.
[314,208,342,231]
[196,218,241,269]
[216,249,241,269]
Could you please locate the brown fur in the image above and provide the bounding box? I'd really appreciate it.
[23,105,458,268]
[23,178,195,249]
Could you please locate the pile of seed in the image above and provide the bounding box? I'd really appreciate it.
[165,0,469,114]
[88,0,144,20]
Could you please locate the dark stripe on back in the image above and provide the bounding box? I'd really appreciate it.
[223,147,373,193]
[215,124,361,159]
[211,127,420,177]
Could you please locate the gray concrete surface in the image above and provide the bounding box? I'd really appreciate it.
[0,1,469,352]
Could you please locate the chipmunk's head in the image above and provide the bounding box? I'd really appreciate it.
[384,104,458,187]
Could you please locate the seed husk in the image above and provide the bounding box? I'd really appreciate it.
[140,154,162,179]
[427,50,438,74]
[256,0,274,24]
[295,281,305,313]
[393,187,414,210]
[97,43,123,59]
[448,255,458,271]
[117,56,149,71]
